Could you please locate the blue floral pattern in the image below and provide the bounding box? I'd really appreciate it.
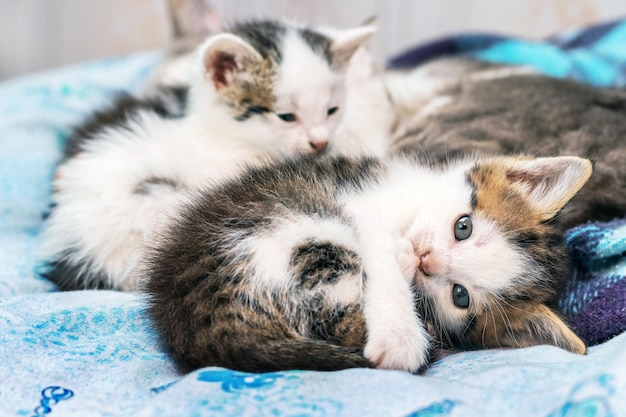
[405,400,457,417]
[197,369,287,392]
[547,375,615,417]
[30,386,74,417]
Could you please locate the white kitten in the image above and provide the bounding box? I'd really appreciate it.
[40,20,375,291]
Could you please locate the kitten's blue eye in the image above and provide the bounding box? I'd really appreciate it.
[327,106,339,116]
[452,284,470,309]
[277,113,297,122]
[454,215,473,241]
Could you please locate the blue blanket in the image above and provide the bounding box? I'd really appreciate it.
[389,18,626,87]
[2,20,626,417]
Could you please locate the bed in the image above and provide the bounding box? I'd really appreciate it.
[1,19,625,417]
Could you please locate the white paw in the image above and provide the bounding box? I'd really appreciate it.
[396,237,418,284]
[364,320,431,373]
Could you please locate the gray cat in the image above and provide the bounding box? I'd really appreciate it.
[387,59,626,229]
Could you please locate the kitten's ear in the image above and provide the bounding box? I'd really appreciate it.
[198,34,262,91]
[326,25,377,67]
[500,305,587,355]
[505,156,593,221]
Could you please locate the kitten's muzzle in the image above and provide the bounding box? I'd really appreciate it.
[307,126,329,153]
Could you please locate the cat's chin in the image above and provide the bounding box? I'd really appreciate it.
[411,271,433,291]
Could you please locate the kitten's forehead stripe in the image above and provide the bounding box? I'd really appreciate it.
[227,20,334,66]
[229,20,285,62]
[465,173,478,210]
[298,29,334,66]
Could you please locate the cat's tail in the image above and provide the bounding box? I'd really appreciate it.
[178,339,373,374]
[256,340,373,372]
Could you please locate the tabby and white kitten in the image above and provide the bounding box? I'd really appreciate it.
[40,20,375,291]
[146,153,591,373]
[383,58,626,229]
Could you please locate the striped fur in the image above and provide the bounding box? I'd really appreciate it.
[146,153,590,374]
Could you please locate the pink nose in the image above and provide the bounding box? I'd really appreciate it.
[419,251,433,276]
[308,126,329,153]
[310,139,329,152]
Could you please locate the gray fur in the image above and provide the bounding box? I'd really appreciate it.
[391,69,626,229]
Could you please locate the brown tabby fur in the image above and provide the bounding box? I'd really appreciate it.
[146,154,590,373]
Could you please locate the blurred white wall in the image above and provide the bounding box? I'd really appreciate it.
[0,0,172,80]
[2,0,626,80]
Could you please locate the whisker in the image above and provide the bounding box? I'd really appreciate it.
[488,303,499,348]
[493,298,518,348]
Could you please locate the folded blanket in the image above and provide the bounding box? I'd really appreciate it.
[1,19,626,417]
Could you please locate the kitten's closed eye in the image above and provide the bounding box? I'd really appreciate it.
[277,113,297,122]
[276,107,338,122]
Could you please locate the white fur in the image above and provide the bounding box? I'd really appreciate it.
[384,60,535,113]
[466,65,537,81]
[338,159,472,370]
[244,214,362,306]
[334,156,536,371]
[384,66,456,113]
[332,57,477,153]
[40,22,376,291]
[270,30,344,153]
[41,111,264,290]
[331,47,393,158]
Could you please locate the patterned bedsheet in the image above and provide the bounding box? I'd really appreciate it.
[1,19,625,417]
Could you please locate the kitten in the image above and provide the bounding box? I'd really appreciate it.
[39,19,375,291]
[384,59,626,229]
[65,0,221,160]
[145,153,591,373]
